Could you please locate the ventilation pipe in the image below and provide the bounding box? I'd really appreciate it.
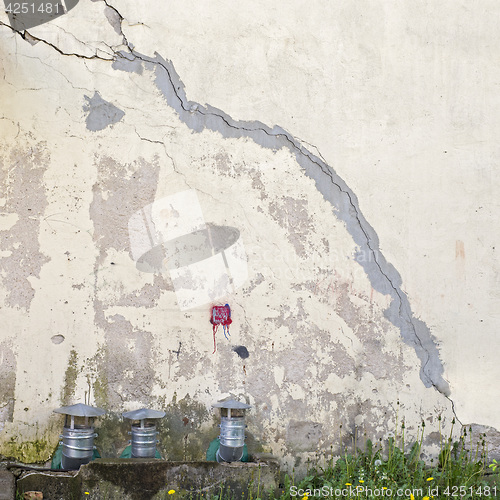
[122,408,165,458]
[54,403,105,470]
[212,399,251,463]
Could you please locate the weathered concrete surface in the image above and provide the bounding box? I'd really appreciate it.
[0,0,499,471]
[16,470,79,500]
[16,460,279,500]
[0,469,15,500]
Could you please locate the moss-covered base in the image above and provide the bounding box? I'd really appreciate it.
[16,458,280,500]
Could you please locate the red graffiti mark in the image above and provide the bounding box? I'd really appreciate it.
[210,304,232,353]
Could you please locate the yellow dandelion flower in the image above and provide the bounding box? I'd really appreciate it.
[423,497,430,500]
[168,490,176,495]
[427,477,434,481]
[359,480,364,483]
[346,482,352,486]
[410,494,415,500]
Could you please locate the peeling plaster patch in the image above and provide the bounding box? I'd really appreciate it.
[0,341,16,428]
[0,142,50,309]
[168,334,213,381]
[93,312,156,408]
[112,51,143,74]
[332,281,404,382]
[141,54,449,395]
[211,152,269,201]
[104,5,122,36]
[424,431,442,448]
[340,399,393,445]
[467,424,500,461]
[115,274,173,308]
[213,152,233,176]
[242,273,265,295]
[268,197,313,257]
[270,298,357,378]
[90,155,160,258]
[51,334,65,344]
[317,342,356,380]
[83,92,125,132]
[286,420,323,452]
[90,155,161,409]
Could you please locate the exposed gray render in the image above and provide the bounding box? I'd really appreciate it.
[83,91,125,132]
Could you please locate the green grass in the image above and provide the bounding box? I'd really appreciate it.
[201,415,499,499]
[277,423,494,499]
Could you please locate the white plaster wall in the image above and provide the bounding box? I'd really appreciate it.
[122,0,500,426]
[0,0,498,465]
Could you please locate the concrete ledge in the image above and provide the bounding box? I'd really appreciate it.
[16,459,280,499]
[16,470,79,500]
[0,470,15,500]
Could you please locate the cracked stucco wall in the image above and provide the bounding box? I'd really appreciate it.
[0,0,499,468]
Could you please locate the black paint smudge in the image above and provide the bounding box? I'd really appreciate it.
[233,346,249,359]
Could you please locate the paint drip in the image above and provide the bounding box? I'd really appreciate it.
[210,304,232,353]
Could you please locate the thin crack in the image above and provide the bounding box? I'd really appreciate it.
[133,128,164,146]
[0,20,114,61]
[100,0,130,48]
[446,394,462,426]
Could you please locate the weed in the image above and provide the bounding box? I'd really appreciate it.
[196,416,497,499]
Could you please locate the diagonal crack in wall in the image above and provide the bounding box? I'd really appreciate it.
[134,50,453,401]
[0,4,454,408]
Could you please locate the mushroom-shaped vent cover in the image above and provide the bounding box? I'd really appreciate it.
[53,403,105,417]
[122,408,166,420]
[212,399,251,410]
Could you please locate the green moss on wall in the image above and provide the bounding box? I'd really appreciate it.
[2,436,56,463]
[156,393,217,461]
[94,413,130,458]
[61,349,78,406]
[92,372,109,409]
